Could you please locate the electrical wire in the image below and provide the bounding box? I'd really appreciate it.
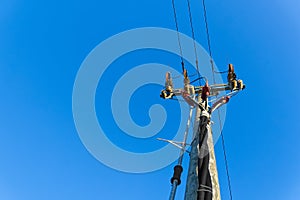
[201,0,228,75]
[201,0,233,199]
[215,110,233,200]
[171,0,185,73]
[190,76,206,85]
[186,0,201,86]
[214,69,228,74]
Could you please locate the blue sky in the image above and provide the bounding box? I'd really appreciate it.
[1,0,300,200]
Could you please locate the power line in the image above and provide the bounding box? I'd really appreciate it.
[217,112,233,200]
[202,0,213,59]
[201,0,233,199]
[171,0,185,73]
[202,0,228,75]
[186,0,201,86]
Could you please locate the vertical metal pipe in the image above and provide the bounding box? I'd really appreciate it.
[178,107,194,165]
[169,107,193,200]
[169,180,178,200]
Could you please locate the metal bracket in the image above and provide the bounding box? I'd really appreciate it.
[157,138,191,153]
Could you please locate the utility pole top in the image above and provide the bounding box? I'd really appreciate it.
[159,63,245,200]
[160,64,245,101]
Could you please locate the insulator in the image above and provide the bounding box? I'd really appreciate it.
[228,63,234,73]
[184,84,195,95]
[171,165,183,185]
[238,79,244,90]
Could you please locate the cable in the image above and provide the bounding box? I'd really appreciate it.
[190,76,206,85]
[202,0,212,58]
[186,0,201,86]
[214,70,228,74]
[201,0,228,75]
[218,114,233,200]
[171,0,185,73]
[201,0,217,84]
[202,0,233,199]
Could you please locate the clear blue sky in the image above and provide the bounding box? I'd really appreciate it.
[1,0,300,200]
